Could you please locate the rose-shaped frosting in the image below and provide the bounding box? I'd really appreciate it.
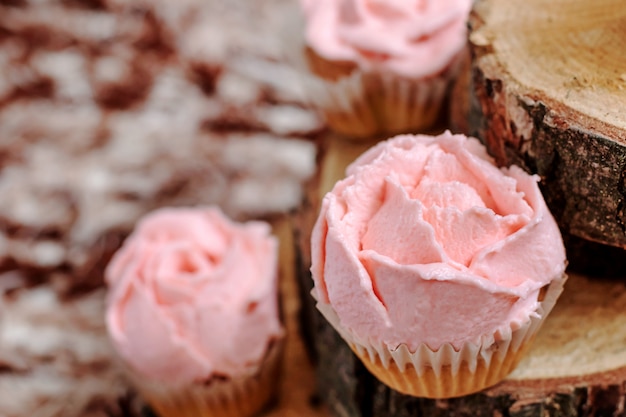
[106,207,282,384]
[300,0,472,78]
[311,132,566,352]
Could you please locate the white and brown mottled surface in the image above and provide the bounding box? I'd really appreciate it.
[0,1,328,416]
[0,0,322,294]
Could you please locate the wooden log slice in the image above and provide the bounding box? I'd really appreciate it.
[294,136,626,417]
[466,0,626,250]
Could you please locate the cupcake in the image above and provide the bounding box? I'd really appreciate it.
[310,131,567,398]
[297,0,472,140]
[105,207,284,417]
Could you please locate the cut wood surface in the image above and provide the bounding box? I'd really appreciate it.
[465,0,626,249]
[265,218,330,417]
[293,136,626,417]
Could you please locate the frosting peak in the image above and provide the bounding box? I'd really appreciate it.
[311,132,566,351]
[300,0,472,78]
[106,207,282,384]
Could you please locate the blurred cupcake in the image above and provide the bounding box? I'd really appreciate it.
[105,207,284,417]
[310,131,567,398]
[297,0,472,140]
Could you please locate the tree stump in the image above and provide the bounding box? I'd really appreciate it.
[465,0,626,251]
[294,135,626,417]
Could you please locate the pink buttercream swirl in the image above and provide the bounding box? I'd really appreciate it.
[300,0,472,78]
[106,207,282,384]
[311,132,566,352]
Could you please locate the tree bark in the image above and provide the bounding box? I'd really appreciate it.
[294,134,626,417]
[465,0,626,250]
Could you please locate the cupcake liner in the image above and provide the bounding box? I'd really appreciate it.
[281,6,467,140]
[289,42,464,140]
[128,339,284,417]
[314,274,567,398]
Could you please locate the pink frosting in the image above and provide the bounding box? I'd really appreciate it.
[300,0,472,78]
[311,132,566,351]
[105,207,282,384]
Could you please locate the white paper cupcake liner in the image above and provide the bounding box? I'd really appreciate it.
[281,11,465,140]
[286,39,464,139]
[314,273,567,397]
[297,57,463,140]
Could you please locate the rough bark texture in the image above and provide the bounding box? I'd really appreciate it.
[466,0,626,250]
[461,67,626,274]
[471,72,626,247]
[293,134,626,417]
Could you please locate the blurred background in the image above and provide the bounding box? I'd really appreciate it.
[0,1,324,416]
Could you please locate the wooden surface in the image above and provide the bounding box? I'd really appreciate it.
[466,0,626,249]
[265,217,329,417]
[292,136,626,417]
[261,1,626,414]
[268,1,626,414]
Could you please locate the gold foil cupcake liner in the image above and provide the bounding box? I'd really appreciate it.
[314,274,567,398]
[128,339,283,417]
